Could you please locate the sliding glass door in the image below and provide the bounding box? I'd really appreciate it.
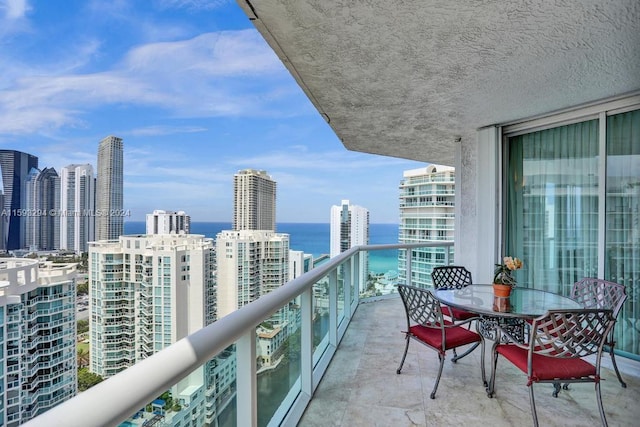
[505,120,599,294]
[505,107,639,357]
[606,110,640,357]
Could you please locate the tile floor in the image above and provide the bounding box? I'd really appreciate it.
[299,297,640,426]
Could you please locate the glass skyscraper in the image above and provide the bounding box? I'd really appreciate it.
[0,150,38,250]
[24,167,60,251]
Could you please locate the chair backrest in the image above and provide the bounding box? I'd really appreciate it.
[529,309,615,359]
[571,278,627,318]
[397,284,444,327]
[431,266,472,290]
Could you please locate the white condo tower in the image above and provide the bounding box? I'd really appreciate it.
[0,259,77,424]
[233,169,276,231]
[146,209,191,235]
[60,164,95,253]
[89,234,216,426]
[330,199,370,293]
[398,165,455,286]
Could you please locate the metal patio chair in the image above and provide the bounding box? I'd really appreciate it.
[570,277,628,388]
[396,284,484,399]
[431,266,478,361]
[489,308,615,427]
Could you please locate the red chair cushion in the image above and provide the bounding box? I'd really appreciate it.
[409,324,481,351]
[497,344,596,381]
[441,304,477,320]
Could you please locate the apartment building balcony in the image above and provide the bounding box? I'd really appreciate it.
[299,297,639,426]
[25,243,640,427]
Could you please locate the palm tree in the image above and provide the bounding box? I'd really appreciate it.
[77,347,90,368]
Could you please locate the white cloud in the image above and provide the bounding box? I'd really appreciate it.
[0,29,307,135]
[230,147,417,172]
[155,0,232,11]
[16,142,96,170]
[0,0,32,38]
[2,0,30,19]
[128,125,208,136]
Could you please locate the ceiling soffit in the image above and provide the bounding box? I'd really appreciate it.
[238,1,640,165]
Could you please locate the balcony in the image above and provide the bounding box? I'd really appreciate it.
[24,243,640,427]
[299,296,640,426]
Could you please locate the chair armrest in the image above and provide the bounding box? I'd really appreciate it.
[444,316,480,330]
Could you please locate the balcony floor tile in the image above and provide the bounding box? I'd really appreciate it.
[300,297,640,426]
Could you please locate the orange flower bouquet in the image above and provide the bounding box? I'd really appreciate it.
[493,256,523,288]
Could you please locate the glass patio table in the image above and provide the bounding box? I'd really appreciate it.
[434,284,583,394]
[434,284,582,342]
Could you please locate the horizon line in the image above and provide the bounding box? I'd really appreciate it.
[124,220,400,225]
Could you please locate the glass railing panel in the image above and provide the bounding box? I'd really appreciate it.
[312,276,330,361]
[348,255,357,307]
[115,354,227,427]
[112,295,307,427]
[337,264,345,325]
[362,248,400,298]
[215,347,238,427]
[256,299,302,427]
[28,243,454,427]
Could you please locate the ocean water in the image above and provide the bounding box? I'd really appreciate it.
[124,222,400,274]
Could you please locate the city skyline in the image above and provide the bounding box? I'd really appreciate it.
[0,1,425,224]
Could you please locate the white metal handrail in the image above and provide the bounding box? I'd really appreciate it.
[24,242,452,427]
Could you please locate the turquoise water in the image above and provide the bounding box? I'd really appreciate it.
[124,222,399,274]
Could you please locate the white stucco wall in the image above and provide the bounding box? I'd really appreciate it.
[455,127,501,283]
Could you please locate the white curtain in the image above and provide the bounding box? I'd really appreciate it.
[606,109,640,356]
[506,110,640,358]
[506,120,599,294]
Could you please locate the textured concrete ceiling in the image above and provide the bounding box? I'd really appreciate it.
[237,1,640,166]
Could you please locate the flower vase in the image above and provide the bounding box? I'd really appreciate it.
[492,295,511,312]
[492,283,512,298]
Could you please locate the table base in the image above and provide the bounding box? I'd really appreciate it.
[477,315,526,343]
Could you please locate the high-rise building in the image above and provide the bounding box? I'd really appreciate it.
[233,169,276,231]
[0,258,77,424]
[215,228,295,380]
[289,249,313,280]
[217,169,293,401]
[24,167,60,251]
[398,165,455,287]
[88,234,216,426]
[0,193,5,252]
[146,210,191,235]
[216,230,290,318]
[330,200,370,257]
[60,164,95,253]
[330,199,370,293]
[0,150,38,250]
[95,136,123,241]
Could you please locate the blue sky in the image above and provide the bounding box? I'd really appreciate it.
[0,0,425,223]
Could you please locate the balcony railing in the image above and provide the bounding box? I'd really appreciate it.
[24,242,452,427]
